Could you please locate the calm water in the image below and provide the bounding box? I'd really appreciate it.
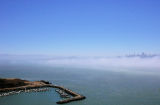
[0,64,160,105]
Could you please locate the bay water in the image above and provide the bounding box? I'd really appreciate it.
[0,64,160,105]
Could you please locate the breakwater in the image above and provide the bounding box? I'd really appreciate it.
[0,83,86,104]
[48,84,86,104]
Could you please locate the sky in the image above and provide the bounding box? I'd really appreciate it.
[0,0,160,56]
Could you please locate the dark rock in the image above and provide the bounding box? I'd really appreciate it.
[40,80,51,84]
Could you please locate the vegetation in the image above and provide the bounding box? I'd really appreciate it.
[0,78,28,88]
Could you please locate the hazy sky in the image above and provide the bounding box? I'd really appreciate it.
[0,0,160,56]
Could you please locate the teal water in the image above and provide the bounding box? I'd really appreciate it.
[0,64,160,105]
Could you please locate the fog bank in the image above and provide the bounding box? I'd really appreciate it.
[0,54,160,71]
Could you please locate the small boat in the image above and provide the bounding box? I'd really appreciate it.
[56,89,70,98]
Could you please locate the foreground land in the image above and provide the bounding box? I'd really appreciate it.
[0,78,86,104]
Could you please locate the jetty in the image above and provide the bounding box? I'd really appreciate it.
[48,84,86,104]
[0,78,86,104]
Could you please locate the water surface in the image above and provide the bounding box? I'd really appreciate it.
[0,64,160,105]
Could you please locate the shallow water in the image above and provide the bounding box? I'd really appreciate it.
[0,64,160,105]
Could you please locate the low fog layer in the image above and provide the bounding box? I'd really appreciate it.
[0,54,160,71]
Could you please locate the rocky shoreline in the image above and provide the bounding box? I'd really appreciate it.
[0,78,86,104]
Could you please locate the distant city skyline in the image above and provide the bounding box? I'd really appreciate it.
[0,0,160,56]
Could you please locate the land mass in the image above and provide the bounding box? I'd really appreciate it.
[0,78,86,104]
